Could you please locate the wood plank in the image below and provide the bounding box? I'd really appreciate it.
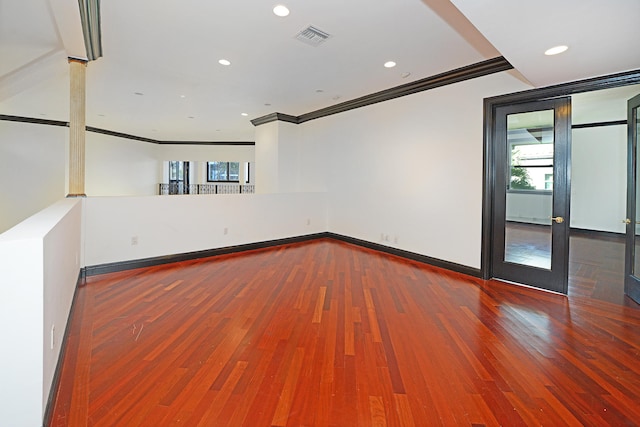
[270,348,304,426]
[393,393,415,427]
[369,395,387,427]
[363,287,382,343]
[312,286,327,324]
[193,360,247,426]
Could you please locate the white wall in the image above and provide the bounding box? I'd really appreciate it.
[0,198,81,427]
[298,125,328,193]
[86,135,257,195]
[83,192,327,266]
[255,121,279,193]
[506,192,553,224]
[158,143,254,163]
[0,121,67,233]
[86,132,159,196]
[277,122,302,192]
[571,125,626,233]
[299,72,531,269]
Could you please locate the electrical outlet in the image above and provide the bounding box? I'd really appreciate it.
[50,325,55,350]
[224,227,228,235]
[131,236,138,246]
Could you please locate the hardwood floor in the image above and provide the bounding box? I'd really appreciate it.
[568,231,629,306]
[49,238,640,426]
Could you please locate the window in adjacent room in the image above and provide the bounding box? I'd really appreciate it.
[207,162,240,182]
[508,126,554,192]
[169,161,184,182]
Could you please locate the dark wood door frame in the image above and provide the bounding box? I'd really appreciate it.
[624,93,640,304]
[482,69,640,282]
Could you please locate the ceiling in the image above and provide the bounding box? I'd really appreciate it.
[1,0,639,141]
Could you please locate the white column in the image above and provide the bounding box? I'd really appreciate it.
[254,121,300,193]
[67,58,87,197]
[254,121,279,194]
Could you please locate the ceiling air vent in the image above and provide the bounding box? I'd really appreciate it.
[295,26,331,47]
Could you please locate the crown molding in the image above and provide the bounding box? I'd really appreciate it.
[298,56,512,123]
[251,56,513,127]
[85,126,157,143]
[3,57,512,140]
[0,114,68,127]
[158,140,255,146]
[251,112,299,127]
[0,116,255,146]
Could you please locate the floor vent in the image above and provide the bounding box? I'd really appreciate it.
[295,26,331,47]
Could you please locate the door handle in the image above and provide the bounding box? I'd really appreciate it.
[551,216,564,224]
[623,219,631,224]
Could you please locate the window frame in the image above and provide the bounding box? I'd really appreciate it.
[507,140,554,194]
[169,161,184,182]
[207,161,240,183]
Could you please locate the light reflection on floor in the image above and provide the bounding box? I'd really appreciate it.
[504,222,552,270]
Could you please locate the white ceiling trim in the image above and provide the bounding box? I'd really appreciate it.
[0,49,67,102]
[47,0,86,60]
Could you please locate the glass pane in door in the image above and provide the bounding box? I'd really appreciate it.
[634,105,640,278]
[504,110,555,269]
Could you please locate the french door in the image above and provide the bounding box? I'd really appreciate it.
[624,93,640,304]
[491,97,571,293]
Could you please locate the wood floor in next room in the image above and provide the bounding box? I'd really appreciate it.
[49,239,640,426]
[505,222,635,307]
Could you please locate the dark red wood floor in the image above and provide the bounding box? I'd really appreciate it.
[49,238,640,426]
[568,231,631,306]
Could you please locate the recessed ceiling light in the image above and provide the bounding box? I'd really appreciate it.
[384,61,396,68]
[316,89,324,93]
[401,72,411,78]
[273,5,290,17]
[134,92,144,96]
[218,59,231,66]
[188,116,195,119]
[544,45,568,56]
[180,95,186,98]
[264,103,272,106]
[241,113,249,116]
